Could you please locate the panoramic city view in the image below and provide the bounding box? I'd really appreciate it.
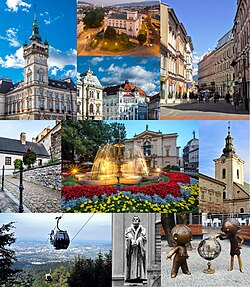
[160,0,249,119]
[77,0,160,56]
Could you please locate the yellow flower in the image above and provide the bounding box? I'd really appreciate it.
[66,207,71,211]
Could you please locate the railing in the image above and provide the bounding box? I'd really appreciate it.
[0,163,24,213]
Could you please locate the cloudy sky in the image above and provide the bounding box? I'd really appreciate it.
[0,213,112,241]
[0,120,57,141]
[163,0,237,75]
[0,0,76,83]
[78,56,160,96]
[80,0,158,6]
[106,120,199,151]
[200,120,250,183]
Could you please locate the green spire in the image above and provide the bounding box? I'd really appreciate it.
[30,4,42,43]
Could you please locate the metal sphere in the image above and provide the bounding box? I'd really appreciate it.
[198,237,221,261]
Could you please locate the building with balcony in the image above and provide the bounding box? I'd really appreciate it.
[0,7,77,120]
[77,67,103,120]
[214,30,234,97]
[232,0,250,110]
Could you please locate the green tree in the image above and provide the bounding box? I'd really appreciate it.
[84,9,104,28]
[104,26,116,40]
[50,266,70,287]
[120,32,129,44]
[137,33,147,45]
[0,222,20,285]
[62,121,127,163]
[13,159,22,170]
[23,149,36,168]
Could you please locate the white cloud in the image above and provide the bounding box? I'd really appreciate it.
[50,67,59,76]
[0,27,21,47]
[99,64,159,96]
[89,57,103,66]
[193,67,198,76]
[5,0,31,12]
[63,69,77,79]
[48,47,76,69]
[0,46,24,68]
[44,20,51,25]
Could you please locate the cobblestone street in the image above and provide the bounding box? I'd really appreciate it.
[161,99,250,120]
[161,235,250,287]
[0,175,61,213]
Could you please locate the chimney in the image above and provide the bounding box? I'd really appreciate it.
[20,132,26,145]
[32,137,36,143]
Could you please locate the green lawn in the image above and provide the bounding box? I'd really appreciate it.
[100,39,135,52]
[62,175,80,186]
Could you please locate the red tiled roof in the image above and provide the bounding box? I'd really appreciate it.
[103,80,147,97]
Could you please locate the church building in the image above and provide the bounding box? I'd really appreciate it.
[199,123,250,214]
[0,6,77,120]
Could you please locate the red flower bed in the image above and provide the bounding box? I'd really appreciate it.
[163,172,190,184]
[62,181,181,201]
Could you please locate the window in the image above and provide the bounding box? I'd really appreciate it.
[5,157,11,165]
[38,159,42,166]
[223,191,226,200]
[222,168,226,179]
[209,194,212,202]
[143,141,151,156]
[90,103,94,113]
[240,208,244,213]
[237,169,239,179]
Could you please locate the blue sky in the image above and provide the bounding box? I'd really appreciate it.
[78,56,160,96]
[163,0,237,75]
[106,120,199,151]
[200,121,250,183]
[81,0,158,6]
[0,121,57,141]
[0,0,76,83]
[0,213,112,241]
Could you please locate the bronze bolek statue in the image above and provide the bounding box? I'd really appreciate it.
[216,218,244,272]
[166,224,192,278]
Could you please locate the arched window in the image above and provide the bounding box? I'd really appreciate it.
[90,103,94,113]
[143,141,151,156]
[223,191,226,200]
[240,208,244,213]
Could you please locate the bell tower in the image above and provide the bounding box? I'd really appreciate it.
[23,4,49,85]
[214,122,245,200]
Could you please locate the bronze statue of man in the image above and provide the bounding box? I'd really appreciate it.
[125,215,147,283]
[166,224,192,278]
[216,218,244,272]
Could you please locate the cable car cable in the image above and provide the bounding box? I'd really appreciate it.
[70,214,95,244]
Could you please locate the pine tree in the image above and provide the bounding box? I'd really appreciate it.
[0,222,20,285]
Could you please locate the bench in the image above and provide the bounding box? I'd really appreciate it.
[161,224,203,239]
[239,226,250,245]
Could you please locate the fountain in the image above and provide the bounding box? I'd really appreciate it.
[75,134,149,186]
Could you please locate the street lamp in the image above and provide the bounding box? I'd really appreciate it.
[242,52,248,111]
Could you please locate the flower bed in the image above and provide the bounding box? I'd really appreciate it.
[61,171,198,213]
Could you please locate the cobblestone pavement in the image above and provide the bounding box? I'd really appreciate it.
[161,235,250,287]
[161,99,249,120]
[2,175,61,213]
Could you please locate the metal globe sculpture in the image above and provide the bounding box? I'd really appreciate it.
[198,237,221,274]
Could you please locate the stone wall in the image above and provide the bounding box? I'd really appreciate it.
[14,163,61,190]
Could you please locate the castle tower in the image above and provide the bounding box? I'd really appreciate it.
[23,5,49,86]
[214,122,245,200]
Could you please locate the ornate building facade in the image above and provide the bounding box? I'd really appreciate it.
[160,3,193,104]
[0,7,77,120]
[124,124,180,169]
[214,30,234,97]
[232,0,250,110]
[104,11,142,38]
[198,50,216,92]
[199,123,250,214]
[183,131,199,174]
[77,68,103,120]
[103,80,148,120]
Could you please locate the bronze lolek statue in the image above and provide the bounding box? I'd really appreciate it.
[216,218,244,272]
[166,224,192,278]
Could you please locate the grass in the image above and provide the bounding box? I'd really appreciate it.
[100,39,135,52]
[62,175,80,186]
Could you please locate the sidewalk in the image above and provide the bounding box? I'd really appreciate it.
[161,236,250,287]
[2,175,61,213]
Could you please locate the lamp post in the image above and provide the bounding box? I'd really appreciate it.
[227,74,229,94]
[242,52,248,111]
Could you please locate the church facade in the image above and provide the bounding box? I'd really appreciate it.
[124,125,180,169]
[199,123,250,214]
[0,7,77,120]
